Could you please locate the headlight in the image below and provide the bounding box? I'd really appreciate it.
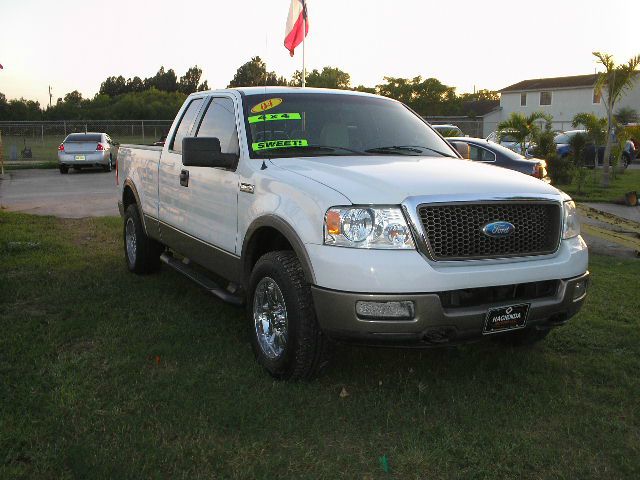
[324,206,415,249]
[562,200,580,239]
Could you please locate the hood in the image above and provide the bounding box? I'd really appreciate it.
[270,156,561,204]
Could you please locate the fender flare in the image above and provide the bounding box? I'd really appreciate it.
[242,215,316,286]
[122,179,148,235]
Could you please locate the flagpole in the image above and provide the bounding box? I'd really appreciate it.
[302,15,306,88]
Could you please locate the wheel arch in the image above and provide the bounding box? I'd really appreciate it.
[242,215,316,288]
[122,179,148,235]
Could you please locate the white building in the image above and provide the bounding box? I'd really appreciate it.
[482,73,640,137]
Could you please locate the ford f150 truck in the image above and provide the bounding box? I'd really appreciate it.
[117,87,589,380]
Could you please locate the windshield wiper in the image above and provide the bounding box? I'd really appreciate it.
[365,145,457,158]
[258,144,368,156]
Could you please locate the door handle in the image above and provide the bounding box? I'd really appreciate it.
[180,169,189,187]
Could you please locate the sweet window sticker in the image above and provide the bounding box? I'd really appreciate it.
[252,139,309,151]
[250,98,283,113]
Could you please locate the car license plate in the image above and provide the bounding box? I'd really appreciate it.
[483,303,529,334]
[75,155,85,160]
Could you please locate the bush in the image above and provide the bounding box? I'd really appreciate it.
[531,129,556,158]
[547,153,575,185]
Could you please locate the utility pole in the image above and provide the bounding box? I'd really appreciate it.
[48,86,53,108]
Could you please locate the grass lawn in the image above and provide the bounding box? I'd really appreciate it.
[1,211,639,479]
[556,168,640,203]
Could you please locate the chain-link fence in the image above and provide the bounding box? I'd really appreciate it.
[0,120,173,163]
[425,117,581,140]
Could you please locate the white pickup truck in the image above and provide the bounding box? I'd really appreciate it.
[117,87,589,380]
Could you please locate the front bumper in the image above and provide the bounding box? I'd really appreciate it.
[312,271,589,345]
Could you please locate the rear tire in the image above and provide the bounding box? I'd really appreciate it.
[494,327,550,346]
[103,156,113,172]
[248,251,331,380]
[123,204,163,274]
[59,165,69,174]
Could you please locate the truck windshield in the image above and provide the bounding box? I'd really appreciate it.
[243,93,457,159]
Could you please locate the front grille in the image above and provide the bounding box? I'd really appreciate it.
[438,280,559,309]
[417,202,561,261]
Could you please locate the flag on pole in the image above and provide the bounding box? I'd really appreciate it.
[284,0,308,57]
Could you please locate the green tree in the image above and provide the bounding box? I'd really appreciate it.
[458,89,499,102]
[593,52,640,185]
[145,67,178,92]
[227,57,287,88]
[572,112,607,149]
[376,76,458,115]
[99,76,127,96]
[353,85,376,94]
[126,76,145,93]
[614,106,639,125]
[497,112,552,155]
[178,66,205,94]
[290,66,351,89]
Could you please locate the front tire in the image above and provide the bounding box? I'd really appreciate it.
[248,251,331,380]
[123,204,163,274]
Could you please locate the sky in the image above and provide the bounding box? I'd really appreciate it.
[1,0,638,107]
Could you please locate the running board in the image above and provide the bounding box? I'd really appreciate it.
[160,253,244,306]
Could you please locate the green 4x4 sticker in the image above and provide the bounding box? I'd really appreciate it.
[248,112,302,124]
[252,139,308,151]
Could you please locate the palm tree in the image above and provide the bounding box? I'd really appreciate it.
[593,52,640,186]
[498,112,552,156]
[572,112,607,161]
[614,106,639,125]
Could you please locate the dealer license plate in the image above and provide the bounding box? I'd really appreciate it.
[483,303,529,334]
[75,155,85,160]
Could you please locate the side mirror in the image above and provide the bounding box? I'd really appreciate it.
[449,141,470,159]
[182,137,238,169]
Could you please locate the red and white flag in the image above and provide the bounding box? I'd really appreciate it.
[284,0,308,57]
[0,64,3,69]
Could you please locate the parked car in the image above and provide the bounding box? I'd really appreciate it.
[58,132,118,174]
[553,129,633,168]
[117,87,588,380]
[448,137,548,181]
[432,124,465,137]
[486,130,531,155]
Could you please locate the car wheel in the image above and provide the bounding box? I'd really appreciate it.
[494,327,550,346]
[123,204,163,274]
[59,165,69,174]
[248,251,331,380]
[104,155,113,172]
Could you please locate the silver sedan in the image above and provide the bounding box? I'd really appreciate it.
[58,132,118,173]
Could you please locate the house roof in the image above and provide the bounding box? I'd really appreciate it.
[500,74,599,93]
[461,99,500,117]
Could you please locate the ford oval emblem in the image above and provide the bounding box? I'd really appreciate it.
[482,221,515,238]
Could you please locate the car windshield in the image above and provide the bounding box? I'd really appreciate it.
[65,133,102,142]
[243,93,457,158]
